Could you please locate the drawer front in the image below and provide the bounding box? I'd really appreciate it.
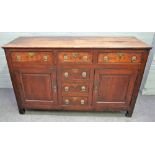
[98,52,141,64]
[11,52,53,65]
[62,83,89,95]
[63,96,88,106]
[58,52,92,64]
[61,68,90,80]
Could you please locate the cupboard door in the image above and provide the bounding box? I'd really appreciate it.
[93,69,138,108]
[16,69,58,109]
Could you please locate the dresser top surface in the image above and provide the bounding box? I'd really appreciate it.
[3,36,151,49]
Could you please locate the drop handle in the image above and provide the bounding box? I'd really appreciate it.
[80,99,85,105]
[64,54,68,60]
[117,53,124,59]
[103,56,109,62]
[72,53,79,58]
[83,55,88,61]
[65,99,69,104]
[64,86,69,92]
[43,55,48,61]
[64,72,69,78]
[82,72,87,78]
[16,55,21,61]
[81,86,86,91]
[131,56,137,62]
[28,52,35,57]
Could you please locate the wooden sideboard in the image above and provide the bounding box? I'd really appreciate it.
[2,37,151,117]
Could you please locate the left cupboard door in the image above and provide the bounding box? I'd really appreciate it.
[15,69,58,110]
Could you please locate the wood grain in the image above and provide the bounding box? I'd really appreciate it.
[2,37,151,49]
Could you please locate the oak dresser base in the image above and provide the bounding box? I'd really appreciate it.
[3,37,151,117]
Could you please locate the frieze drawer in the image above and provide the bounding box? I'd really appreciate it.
[58,51,93,64]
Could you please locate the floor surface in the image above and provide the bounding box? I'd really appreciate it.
[0,88,155,122]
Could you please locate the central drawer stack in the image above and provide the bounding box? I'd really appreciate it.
[57,50,94,110]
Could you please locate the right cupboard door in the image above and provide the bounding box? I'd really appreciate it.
[93,69,138,109]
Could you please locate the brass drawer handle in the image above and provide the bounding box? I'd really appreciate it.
[81,86,86,91]
[103,56,109,62]
[64,72,69,78]
[65,99,69,104]
[64,54,68,61]
[117,53,124,59]
[82,55,88,61]
[131,56,137,63]
[16,55,21,61]
[82,72,87,78]
[43,55,48,61]
[72,53,79,58]
[28,52,35,57]
[64,86,69,92]
[80,99,85,105]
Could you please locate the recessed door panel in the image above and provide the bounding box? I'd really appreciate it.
[93,69,138,107]
[21,73,53,101]
[16,69,58,109]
